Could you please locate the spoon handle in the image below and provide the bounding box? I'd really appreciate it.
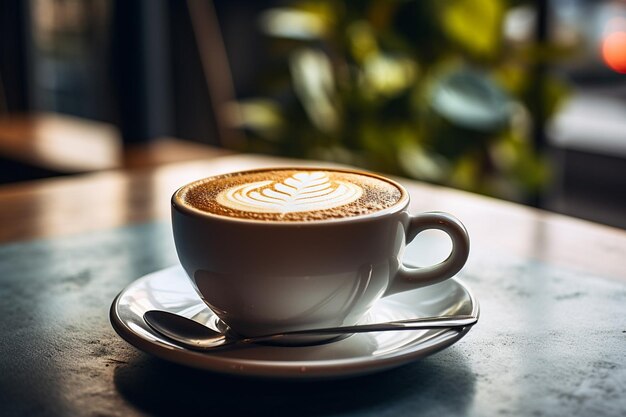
[239,315,477,344]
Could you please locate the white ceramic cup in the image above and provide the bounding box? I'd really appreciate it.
[172,167,470,339]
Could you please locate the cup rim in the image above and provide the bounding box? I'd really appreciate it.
[171,166,410,226]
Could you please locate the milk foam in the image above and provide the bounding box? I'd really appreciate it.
[216,171,363,214]
[179,169,403,221]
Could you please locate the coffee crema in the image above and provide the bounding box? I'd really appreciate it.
[178,169,404,221]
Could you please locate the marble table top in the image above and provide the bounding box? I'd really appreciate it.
[1,221,624,417]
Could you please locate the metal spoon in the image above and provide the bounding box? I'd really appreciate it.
[143,310,478,350]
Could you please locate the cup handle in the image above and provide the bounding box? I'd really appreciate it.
[384,212,470,296]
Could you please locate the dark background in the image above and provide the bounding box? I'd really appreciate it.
[1,0,625,228]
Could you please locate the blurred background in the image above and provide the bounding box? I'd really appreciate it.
[1,0,625,228]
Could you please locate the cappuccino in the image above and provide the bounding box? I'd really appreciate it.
[171,167,470,339]
[177,168,404,221]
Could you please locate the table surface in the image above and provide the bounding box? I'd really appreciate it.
[1,153,625,417]
[0,113,232,174]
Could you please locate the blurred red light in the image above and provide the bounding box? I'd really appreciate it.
[602,32,626,74]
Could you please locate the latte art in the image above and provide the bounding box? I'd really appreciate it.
[217,172,362,214]
[178,168,404,221]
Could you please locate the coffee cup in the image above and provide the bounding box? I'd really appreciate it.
[171,167,470,340]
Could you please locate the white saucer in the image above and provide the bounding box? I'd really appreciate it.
[110,265,479,379]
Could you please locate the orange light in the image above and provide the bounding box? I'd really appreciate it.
[602,32,626,74]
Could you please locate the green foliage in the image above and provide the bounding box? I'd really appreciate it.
[234,0,570,202]
[439,0,506,59]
